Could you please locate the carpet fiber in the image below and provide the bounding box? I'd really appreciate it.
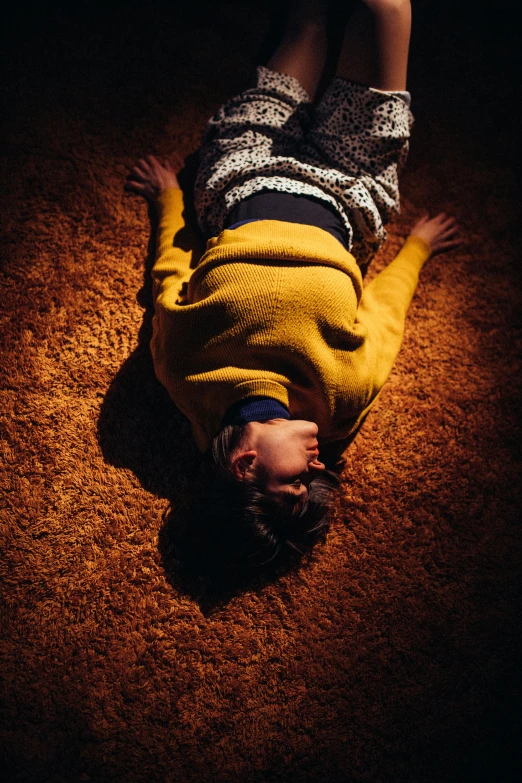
[1,1,521,781]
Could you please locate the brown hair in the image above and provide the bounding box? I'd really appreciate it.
[183,424,340,576]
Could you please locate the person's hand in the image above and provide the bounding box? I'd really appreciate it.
[125,155,180,201]
[410,212,462,255]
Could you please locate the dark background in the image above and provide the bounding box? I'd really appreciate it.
[1,2,521,782]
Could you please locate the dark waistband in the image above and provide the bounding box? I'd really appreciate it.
[226,191,348,249]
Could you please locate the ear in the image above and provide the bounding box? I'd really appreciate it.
[230,450,257,481]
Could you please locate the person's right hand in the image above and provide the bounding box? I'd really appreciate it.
[125,155,180,201]
[410,212,462,255]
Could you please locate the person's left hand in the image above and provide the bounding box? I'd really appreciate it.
[410,212,463,256]
[125,155,180,201]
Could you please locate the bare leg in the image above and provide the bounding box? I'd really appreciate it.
[336,0,411,91]
[267,0,329,100]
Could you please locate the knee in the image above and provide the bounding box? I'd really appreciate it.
[285,18,328,44]
[362,0,410,16]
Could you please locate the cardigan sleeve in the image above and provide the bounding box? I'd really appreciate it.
[151,188,201,304]
[356,234,432,394]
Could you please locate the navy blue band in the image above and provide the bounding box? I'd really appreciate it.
[223,397,290,426]
[227,218,261,230]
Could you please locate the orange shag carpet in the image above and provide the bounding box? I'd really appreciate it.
[1,1,521,781]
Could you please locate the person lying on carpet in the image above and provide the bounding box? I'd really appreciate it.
[125,0,460,571]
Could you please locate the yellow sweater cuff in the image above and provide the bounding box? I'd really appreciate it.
[403,234,432,265]
[156,187,184,213]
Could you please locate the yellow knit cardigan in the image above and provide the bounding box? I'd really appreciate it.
[150,188,431,452]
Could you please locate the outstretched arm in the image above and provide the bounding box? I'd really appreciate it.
[125,155,198,302]
[357,212,462,393]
